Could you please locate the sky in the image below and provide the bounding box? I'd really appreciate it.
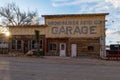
[0,0,120,45]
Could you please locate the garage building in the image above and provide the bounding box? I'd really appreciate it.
[9,13,109,58]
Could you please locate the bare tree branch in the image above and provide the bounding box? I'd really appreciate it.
[0,2,39,26]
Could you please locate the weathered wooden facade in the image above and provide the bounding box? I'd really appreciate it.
[0,34,9,54]
[9,25,46,55]
[9,13,108,58]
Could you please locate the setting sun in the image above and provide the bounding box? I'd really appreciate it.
[5,31,10,37]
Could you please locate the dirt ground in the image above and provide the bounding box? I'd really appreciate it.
[0,56,120,80]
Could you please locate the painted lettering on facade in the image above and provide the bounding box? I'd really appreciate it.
[47,20,103,35]
[52,26,96,34]
[48,20,102,25]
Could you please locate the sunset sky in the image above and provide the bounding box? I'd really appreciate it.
[0,0,120,45]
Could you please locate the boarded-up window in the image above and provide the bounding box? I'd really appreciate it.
[88,46,94,51]
[17,40,21,49]
[0,42,8,48]
[11,40,16,49]
[31,39,43,49]
[49,43,57,51]
[11,40,21,50]
[31,40,37,49]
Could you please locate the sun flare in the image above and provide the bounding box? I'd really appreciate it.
[5,31,10,37]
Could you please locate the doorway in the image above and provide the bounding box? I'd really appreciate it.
[71,44,77,57]
[60,43,66,57]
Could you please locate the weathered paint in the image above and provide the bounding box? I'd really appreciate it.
[10,14,107,39]
[43,14,107,38]
[9,25,47,35]
[51,26,97,34]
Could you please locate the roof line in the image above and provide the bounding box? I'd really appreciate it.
[42,13,109,17]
